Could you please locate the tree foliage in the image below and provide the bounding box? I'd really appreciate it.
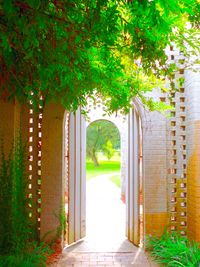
[87,120,120,166]
[103,140,115,160]
[0,0,199,113]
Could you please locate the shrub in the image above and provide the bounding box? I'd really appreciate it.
[146,231,200,267]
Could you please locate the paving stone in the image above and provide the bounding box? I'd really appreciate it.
[51,251,158,267]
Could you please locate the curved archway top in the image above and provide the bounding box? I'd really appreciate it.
[86,105,128,135]
[87,118,120,131]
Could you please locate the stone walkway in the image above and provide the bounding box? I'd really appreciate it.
[54,250,158,266]
[50,174,158,267]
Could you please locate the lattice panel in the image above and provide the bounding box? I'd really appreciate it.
[28,106,34,221]
[27,99,43,237]
[37,104,43,232]
[166,45,187,235]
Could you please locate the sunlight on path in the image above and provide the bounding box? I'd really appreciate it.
[85,173,129,252]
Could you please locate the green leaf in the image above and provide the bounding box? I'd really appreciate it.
[3,0,14,14]
[28,0,41,9]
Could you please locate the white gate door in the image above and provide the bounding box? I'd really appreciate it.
[126,107,140,246]
[68,108,86,244]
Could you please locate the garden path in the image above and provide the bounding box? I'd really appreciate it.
[51,173,158,266]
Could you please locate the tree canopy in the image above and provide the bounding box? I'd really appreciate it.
[87,120,120,165]
[1,0,200,113]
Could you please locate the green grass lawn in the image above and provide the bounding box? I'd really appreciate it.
[86,160,120,179]
[86,152,121,187]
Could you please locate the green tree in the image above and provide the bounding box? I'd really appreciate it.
[103,140,115,160]
[0,0,199,113]
[87,120,120,166]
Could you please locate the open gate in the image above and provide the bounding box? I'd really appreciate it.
[126,107,140,246]
[66,106,141,246]
[67,108,86,245]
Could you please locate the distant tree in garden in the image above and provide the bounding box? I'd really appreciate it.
[87,120,120,166]
[0,1,199,113]
[103,140,115,160]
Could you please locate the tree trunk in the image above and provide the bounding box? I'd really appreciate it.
[91,151,99,166]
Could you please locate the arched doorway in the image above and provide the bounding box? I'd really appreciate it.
[29,99,173,250]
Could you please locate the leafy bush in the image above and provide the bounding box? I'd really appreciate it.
[146,231,200,267]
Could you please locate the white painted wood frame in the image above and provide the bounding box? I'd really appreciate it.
[126,107,140,246]
[68,108,86,244]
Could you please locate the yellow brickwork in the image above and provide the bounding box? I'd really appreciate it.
[187,121,200,243]
[145,213,168,237]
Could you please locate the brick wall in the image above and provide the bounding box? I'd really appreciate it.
[0,99,15,159]
[40,103,65,243]
[142,105,168,237]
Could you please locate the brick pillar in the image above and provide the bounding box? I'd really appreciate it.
[185,68,200,243]
[40,104,66,244]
